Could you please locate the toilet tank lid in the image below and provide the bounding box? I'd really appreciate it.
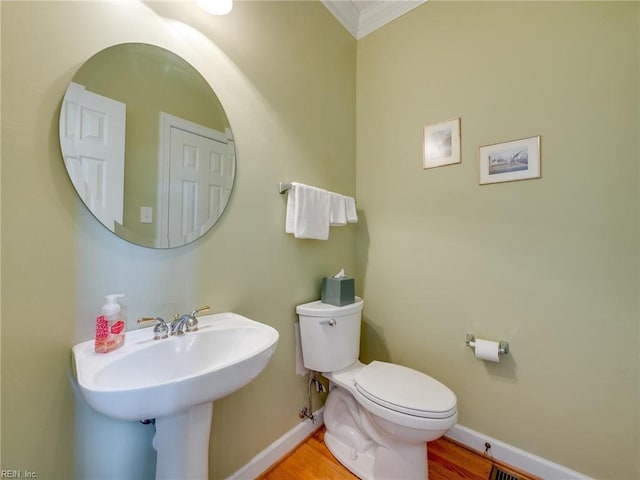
[296,298,363,317]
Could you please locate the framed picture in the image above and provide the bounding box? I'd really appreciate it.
[423,117,461,169]
[479,135,541,185]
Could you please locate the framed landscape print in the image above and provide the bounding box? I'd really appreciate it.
[479,135,541,185]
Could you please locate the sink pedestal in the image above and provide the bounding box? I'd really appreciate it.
[154,402,213,479]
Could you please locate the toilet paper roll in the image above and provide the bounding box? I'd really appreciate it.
[474,339,500,362]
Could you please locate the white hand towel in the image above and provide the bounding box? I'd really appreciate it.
[345,196,358,223]
[329,193,347,226]
[285,182,331,240]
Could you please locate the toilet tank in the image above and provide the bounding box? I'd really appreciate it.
[296,298,363,373]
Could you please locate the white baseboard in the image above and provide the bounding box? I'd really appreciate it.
[226,409,324,480]
[446,424,593,480]
[227,411,591,480]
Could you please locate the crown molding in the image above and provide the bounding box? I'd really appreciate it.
[322,0,427,40]
[358,1,426,38]
[321,0,361,38]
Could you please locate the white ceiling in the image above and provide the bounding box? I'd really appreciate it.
[321,0,427,39]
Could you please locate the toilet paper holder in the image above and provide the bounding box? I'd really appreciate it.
[465,334,509,355]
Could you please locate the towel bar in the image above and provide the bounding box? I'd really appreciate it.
[278,182,357,204]
[279,182,293,194]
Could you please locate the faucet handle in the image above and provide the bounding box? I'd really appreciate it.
[185,317,198,333]
[191,305,210,317]
[137,317,169,340]
[185,306,210,333]
[152,317,169,340]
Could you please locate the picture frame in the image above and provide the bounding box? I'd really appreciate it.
[423,117,461,169]
[479,135,541,185]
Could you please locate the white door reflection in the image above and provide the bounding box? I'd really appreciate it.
[157,113,235,248]
[60,82,126,230]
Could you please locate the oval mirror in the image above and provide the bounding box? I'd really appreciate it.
[59,43,236,248]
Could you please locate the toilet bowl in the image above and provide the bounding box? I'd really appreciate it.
[296,298,457,480]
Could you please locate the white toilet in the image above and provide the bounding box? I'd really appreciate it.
[297,297,457,480]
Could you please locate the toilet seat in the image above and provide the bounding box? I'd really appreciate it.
[354,361,457,419]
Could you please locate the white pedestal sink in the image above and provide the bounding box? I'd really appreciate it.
[72,312,279,479]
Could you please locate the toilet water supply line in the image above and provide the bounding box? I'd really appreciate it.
[300,371,326,423]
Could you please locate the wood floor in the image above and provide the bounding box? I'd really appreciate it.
[257,428,358,480]
[257,427,539,480]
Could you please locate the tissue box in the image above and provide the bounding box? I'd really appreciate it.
[321,276,355,306]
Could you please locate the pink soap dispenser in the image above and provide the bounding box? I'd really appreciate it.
[95,294,126,353]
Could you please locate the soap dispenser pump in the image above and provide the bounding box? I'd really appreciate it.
[95,293,126,353]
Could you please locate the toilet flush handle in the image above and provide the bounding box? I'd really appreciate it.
[320,319,337,327]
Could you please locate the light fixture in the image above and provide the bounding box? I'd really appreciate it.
[195,0,233,15]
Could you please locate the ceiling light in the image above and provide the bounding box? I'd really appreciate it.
[195,0,233,16]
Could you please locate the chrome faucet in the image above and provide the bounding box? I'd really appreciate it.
[170,306,210,336]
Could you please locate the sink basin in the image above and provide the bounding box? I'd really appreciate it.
[72,312,279,420]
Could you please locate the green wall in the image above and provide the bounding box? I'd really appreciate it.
[2,1,640,479]
[356,2,639,478]
[1,1,355,478]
